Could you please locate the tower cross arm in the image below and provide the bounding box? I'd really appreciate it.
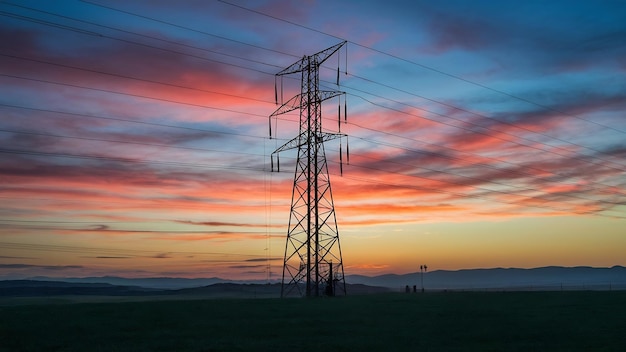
[270,91,344,117]
[276,41,347,76]
[318,132,346,143]
[270,94,302,117]
[272,131,346,155]
[272,132,306,154]
[312,40,346,67]
[318,90,344,103]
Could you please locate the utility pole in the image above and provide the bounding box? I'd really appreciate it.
[269,41,348,297]
[420,264,428,293]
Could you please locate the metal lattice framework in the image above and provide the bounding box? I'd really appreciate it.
[270,41,347,297]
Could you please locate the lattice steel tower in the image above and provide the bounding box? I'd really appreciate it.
[269,41,348,297]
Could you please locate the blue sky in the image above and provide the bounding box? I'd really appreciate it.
[1,0,625,279]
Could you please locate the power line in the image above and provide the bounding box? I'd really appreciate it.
[79,0,301,60]
[0,219,147,224]
[273,151,625,218]
[345,127,626,199]
[4,111,617,218]
[335,77,626,169]
[0,73,269,118]
[217,0,626,135]
[0,8,275,76]
[5,67,622,194]
[331,149,626,214]
[0,147,264,172]
[3,109,623,218]
[5,51,622,182]
[3,145,623,220]
[1,3,312,95]
[318,83,626,179]
[342,150,625,208]
[325,93,625,196]
[2,87,623,218]
[0,241,269,258]
[11,47,614,173]
[0,127,267,159]
[0,53,274,105]
[1,4,620,220]
[4,4,621,176]
[330,172,626,220]
[341,93,626,183]
[61,0,626,160]
[4,167,623,221]
[6,0,620,177]
[0,224,279,236]
[4,139,622,218]
[0,196,292,210]
[4,91,619,211]
[0,103,280,141]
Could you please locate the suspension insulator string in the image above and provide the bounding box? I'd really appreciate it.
[338,96,341,133]
[344,96,347,123]
[345,42,348,75]
[339,141,343,176]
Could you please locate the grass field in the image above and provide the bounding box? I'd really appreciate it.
[1,291,625,351]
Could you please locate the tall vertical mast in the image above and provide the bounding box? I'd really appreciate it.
[269,41,347,297]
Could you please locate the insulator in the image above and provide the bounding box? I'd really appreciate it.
[345,42,348,75]
[277,154,280,173]
[337,47,341,83]
[270,154,274,172]
[346,138,350,164]
[269,117,272,139]
[338,99,341,133]
[344,98,347,123]
[339,142,343,176]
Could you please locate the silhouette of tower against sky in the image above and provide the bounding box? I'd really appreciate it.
[269,41,348,297]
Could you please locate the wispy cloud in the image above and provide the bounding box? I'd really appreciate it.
[0,263,84,270]
[1,0,624,279]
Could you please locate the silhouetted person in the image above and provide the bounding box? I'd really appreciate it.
[405,285,410,293]
[413,285,417,293]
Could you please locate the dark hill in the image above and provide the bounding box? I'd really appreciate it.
[0,280,162,297]
[0,280,390,299]
[346,266,626,290]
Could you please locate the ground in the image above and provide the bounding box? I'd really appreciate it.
[1,291,625,351]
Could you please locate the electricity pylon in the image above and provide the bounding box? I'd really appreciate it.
[269,41,347,297]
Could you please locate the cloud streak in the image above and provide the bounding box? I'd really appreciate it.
[1,0,624,279]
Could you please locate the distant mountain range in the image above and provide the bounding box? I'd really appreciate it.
[1,266,624,293]
[347,266,626,291]
[0,279,162,297]
[24,276,241,290]
[0,280,390,299]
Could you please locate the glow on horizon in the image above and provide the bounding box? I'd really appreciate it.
[1,0,625,280]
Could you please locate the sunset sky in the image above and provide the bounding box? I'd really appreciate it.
[1,0,625,280]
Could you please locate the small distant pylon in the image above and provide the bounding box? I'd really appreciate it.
[269,41,348,297]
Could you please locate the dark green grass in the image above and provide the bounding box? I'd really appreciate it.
[1,291,625,351]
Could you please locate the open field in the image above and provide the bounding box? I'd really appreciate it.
[1,291,625,351]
